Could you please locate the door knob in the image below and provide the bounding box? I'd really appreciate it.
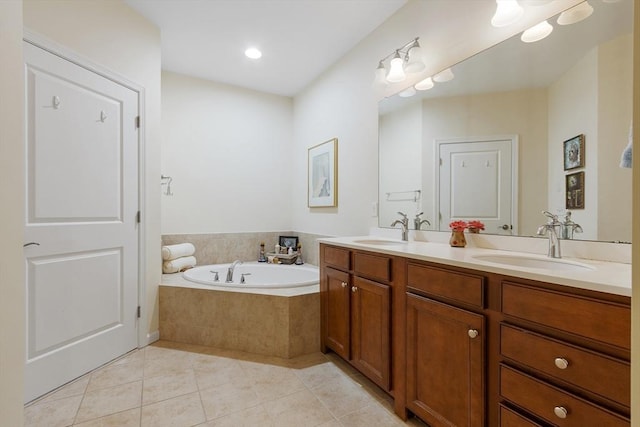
[553,406,568,419]
[554,357,569,369]
[468,329,479,338]
[341,282,348,288]
[499,224,510,230]
[351,286,358,293]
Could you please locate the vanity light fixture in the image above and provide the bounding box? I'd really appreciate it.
[414,76,434,91]
[521,20,553,42]
[374,37,426,85]
[433,68,454,83]
[491,0,524,27]
[557,1,593,25]
[398,87,417,98]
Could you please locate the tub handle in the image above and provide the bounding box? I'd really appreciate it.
[241,273,251,284]
[209,270,219,282]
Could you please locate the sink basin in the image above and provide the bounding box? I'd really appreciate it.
[472,254,595,271]
[352,239,407,246]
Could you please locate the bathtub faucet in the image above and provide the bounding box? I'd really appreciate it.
[226,260,243,283]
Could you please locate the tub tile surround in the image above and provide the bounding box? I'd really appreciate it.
[162,231,327,267]
[24,342,429,427]
[159,286,320,358]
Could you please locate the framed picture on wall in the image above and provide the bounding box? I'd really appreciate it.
[563,134,585,170]
[566,171,585,209]
[308,138,338,207]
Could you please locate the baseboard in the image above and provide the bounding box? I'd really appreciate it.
[146,330,160,345]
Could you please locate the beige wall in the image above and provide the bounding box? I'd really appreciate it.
[0,1,24,423]
[23,0,162,343]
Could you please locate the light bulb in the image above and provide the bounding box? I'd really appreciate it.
[491,0,524,28]
[386,51,406,83]
[521,20,553,43]
[433,68,454,83]
[415,77,434,91]
[557,1,593,25]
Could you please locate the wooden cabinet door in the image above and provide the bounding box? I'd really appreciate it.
[406,293,485,427]
[324,267,351,359]
[351,276,390,390]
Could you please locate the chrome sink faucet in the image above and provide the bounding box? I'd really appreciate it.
[414,212,430,230]
[391,212,409,241]
[226,259,243,283]
[536,211,562,258]
[561,211,583,240]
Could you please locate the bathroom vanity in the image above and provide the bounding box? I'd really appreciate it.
[319,238,631,426]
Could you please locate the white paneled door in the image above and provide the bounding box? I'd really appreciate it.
[437,137,516,235]
[23,42,139,403]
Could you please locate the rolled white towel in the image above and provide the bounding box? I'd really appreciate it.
[162,256,197,274]
[162,243,196,260]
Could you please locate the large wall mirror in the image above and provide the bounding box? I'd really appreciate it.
[378,0,633,243]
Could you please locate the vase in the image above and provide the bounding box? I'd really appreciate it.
[467,227,480,234]
[449,230,466,247]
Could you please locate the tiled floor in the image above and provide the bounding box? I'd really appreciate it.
[24,341,428,427]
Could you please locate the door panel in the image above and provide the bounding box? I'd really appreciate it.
[24,41,139,402]
[438,137,515,235]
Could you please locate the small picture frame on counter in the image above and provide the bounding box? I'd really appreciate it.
[279,236,298,249]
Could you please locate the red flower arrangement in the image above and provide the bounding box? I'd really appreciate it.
[449,220,468,232]
[467,220,485,232]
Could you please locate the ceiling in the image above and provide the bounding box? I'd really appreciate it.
[124,0,407,97]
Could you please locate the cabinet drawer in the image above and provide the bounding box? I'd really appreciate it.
[353,252,391,282]
[323,245,350,270]
[501,324,630,407]
[501,282,630,350]
[500,365,629,427]
[407,263,484,308]
[499,404,543,427]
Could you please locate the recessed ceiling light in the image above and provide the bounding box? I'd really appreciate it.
[244,47,262,59]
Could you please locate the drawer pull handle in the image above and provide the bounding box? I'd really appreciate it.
[351,286,358,293]
[468,329,479,339]
[554,357,569,370]
[554,406,568,419]
[341,282,348,288]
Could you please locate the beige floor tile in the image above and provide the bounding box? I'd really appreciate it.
[199,380,262,420]
[109,349,145,367]
[75,381,142,423]
[197,404,274,427]
[36,376,90,404]
[140,392,206,427]
[143,352,194,379]
[87,360,144,392]
[317,420,343,427]
[142,369,198,405]
[264,389,335,427]
[194,360,248,391]
[240,361,306,402]
[73,408,141,427]
[24,394,83,427]
[294,361,347,389]
[311,374,376,418]
[339,403,406,427]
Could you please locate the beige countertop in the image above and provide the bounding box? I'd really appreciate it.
[318,236,632,297]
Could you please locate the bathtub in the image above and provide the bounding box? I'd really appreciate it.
[159,261,320,358]
[182,262,318,289]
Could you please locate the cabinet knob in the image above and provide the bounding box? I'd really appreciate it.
[341,281,348,288]
[468,329,479,338]
[554,357,569,370]
[553,406,568,419]
[351,286,358,293]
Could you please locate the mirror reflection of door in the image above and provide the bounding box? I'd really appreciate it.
[436,136,517,235]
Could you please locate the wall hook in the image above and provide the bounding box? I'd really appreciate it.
[52,96,61,109]
[161,174,173,196]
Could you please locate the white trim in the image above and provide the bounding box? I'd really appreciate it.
[22,29,148,349]
[434,135,519,234]
[146,330,160,345]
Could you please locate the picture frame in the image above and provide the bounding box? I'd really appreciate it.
[278,236,298,249]
[308,138,338,207]
[565,171,585,209]
[563,134,585,171]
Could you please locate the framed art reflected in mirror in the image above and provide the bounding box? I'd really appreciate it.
[564,134,585,171]
[566,171,585,209]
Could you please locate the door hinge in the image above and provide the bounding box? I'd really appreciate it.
[136,210,141,224]
[135,116,140,129]
[137,306,141,318]
[439,158,443,166]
